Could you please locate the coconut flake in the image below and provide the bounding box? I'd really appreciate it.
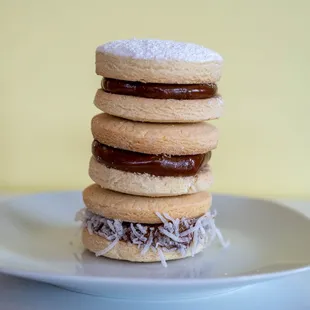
[114,220,124,237]
[199,225,206,236]
[158,227,183,242]
[87,222,93,235]
[178,244,187,257]
[131,223,147,242]
[174,219,180,236]
[107,220,116,233]
[181,217,190,229]
[155,212,168,225]
[191,218,204,256]
[141,230,153,256]
[137,224,147,234]
[191,229,199,257]
[180,226,199,237]
[215,228,230,248]
[157,247,168,268]
[163,213,180,236]
[206,214,218,241]
[95,237,119,256]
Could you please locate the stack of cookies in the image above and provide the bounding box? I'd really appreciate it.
[76,39,227,267]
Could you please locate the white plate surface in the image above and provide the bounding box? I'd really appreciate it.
[0,191,309,299]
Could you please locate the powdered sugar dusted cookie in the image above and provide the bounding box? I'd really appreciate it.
[96,38,223,84]
[97,39,222,62]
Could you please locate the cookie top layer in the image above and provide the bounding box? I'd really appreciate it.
[95,38,223,84]
[83,184,212,224]
[96,38,223,63]
[91,113,219,155]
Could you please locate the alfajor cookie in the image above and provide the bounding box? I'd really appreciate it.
[89,113,217,196]
[94,39,224,123]
[77,204,226,266]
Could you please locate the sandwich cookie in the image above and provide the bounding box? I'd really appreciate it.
[95,39,224,123]
[77,184,227,266]
[89,113,218,196]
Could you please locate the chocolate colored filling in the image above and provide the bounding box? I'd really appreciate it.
[102,78,217,100]
[92,140,210,177]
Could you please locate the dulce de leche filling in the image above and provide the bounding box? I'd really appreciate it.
[92,140,210,177]
[102,78,217,100]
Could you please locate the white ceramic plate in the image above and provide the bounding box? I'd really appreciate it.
[0,192,309,299]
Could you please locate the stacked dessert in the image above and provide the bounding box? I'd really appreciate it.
[77,39,227,267]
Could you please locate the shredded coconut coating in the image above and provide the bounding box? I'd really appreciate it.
[96,38,223,63]
[77,209,228,267]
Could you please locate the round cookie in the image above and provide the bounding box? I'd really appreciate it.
[82,229,205,263]
[94,90,224,123]
[88,156,213,197]
[96,39,223,84]
[83,184,212,224]
[91,113,219,155]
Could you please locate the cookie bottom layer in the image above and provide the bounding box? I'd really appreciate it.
[82,229,205,264]
[88,156,213,197]
[94,90,223,123]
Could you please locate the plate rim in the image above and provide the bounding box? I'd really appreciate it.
[1,264,309,286]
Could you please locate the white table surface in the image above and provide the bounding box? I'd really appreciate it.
[0,195,309,310]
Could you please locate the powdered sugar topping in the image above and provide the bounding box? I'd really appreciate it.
[96,38,223,63]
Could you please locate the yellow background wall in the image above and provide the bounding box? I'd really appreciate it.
[1,0,309,198]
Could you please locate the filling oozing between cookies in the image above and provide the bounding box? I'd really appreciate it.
[76,209,228,267]
[102,78,218,100]
[92,140,210,177]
